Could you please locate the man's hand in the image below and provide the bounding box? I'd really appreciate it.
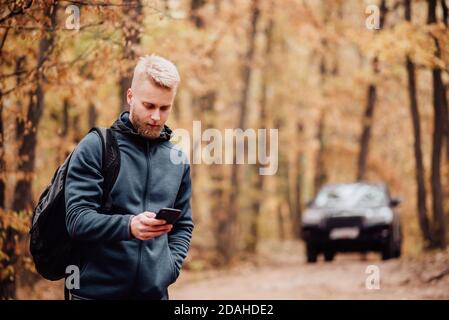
[130,211,173,241]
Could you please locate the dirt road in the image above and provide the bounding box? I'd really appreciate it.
[19,241,449,299]
[170,241,449,300]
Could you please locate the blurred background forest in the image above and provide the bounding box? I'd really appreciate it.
[1,0,449,299]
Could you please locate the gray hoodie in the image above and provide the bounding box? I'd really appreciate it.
[65,111,194,299]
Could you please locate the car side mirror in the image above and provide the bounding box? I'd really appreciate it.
[390,197,401,207]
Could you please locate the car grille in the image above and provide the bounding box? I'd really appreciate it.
[325,216,363,229]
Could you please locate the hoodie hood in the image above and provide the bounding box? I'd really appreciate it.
[111,111,172,142]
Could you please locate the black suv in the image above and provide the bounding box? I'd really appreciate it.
[301,182,402,263]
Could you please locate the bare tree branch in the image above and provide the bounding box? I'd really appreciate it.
[0,28,8,53]
[0,0,33,24]
[0,20,105,31]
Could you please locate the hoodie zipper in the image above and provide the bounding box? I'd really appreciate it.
[134,141,151,288]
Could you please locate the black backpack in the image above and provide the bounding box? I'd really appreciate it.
[29,127,120,285]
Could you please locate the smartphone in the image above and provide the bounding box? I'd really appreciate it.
[155,208,182,225]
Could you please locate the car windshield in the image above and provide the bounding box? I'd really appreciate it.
[314,184,388,208]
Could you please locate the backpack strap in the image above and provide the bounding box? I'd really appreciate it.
[88,127,121,211]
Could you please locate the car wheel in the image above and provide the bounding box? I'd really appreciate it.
[324,250,335,262]
[306,243,318,263]
[381,236,395,260]
[394,226,403,258]
[393,243,401,258]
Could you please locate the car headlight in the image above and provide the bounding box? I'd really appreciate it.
[364,207,393,226]
[302,209,322,225]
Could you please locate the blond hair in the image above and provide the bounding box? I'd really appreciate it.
[132,54,180,90]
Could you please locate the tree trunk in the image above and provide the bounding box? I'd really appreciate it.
[286,161,296,235]
[357,83,376,181]
[72,113,81,144]
[0,211,17,299]
[442,0,449,162]
[315,0,341,191]
[427,0,447,248]
[0,94,12,300]
[1,57,26,300]
[356,0,387,181]
[285,150,303,239]
[245,11,273,253]
[57,97,70,164]
[0,219,17,299]
[277,203,285,241]
[0,91,5,208]
[61,98,69,137]
[294,156,303,238]
[404,0,433,245]
[119,0,142,113]
[442,0,448,26]
[12,1,58,212]
[190,0,206,28]
[3,0,57,300]
[226,0,260,263]
[15,56,26,145]
[88,102,97,129]
[314,111,327,193]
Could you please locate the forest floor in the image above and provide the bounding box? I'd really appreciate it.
[18,241,449,300]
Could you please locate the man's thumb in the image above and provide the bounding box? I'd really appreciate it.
[144,211,156,218]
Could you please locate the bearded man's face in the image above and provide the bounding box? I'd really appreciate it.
[127,78,175,139]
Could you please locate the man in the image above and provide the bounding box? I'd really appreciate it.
[65,54,193,300]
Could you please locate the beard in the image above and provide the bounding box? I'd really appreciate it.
[130,112,163,139]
